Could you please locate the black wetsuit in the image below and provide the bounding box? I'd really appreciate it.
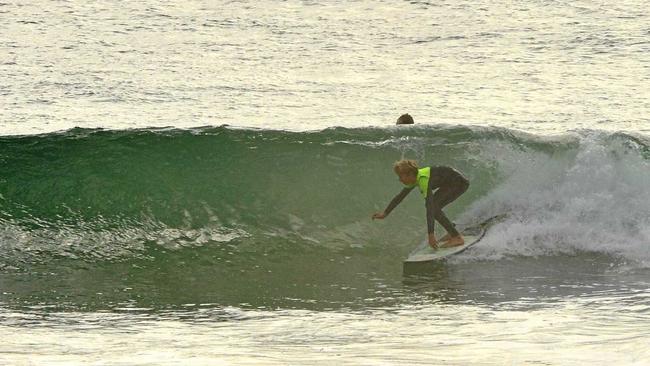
[384,166,469,237]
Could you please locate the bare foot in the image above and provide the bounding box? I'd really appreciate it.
[428,233,438,250]
[440,236,464,248]
[439,233,452,242]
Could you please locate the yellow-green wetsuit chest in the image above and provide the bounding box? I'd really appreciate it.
[406,167,430,198]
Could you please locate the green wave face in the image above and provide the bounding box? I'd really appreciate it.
[0,126,492,264]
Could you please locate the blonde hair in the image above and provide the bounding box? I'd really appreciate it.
[393,159,418,176]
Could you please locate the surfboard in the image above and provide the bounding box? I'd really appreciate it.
[404,231,484,262]
[403,216,501,263]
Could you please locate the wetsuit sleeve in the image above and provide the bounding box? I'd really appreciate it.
[425,193,436,234]
[383,187,414,216]
[425,171,438,234]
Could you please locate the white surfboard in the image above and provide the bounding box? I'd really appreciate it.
[404,233,484,262]
[403,215,501,263]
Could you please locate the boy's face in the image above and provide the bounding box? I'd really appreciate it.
[398,172,417,186]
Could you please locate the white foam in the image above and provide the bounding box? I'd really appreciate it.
[460,133,650,267]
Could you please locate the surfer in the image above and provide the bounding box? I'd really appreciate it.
[396,113,414,125]
[372,159,469,249]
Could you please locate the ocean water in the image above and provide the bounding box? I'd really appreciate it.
[2,1,650,365]
[3,0,649,135]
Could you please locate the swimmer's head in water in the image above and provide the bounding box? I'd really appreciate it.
[396,113,414,125]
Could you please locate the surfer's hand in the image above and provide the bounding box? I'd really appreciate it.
[428,233,438,249]
[372,212,386,220]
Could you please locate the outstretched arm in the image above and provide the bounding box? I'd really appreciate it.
[372,187,414,219]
